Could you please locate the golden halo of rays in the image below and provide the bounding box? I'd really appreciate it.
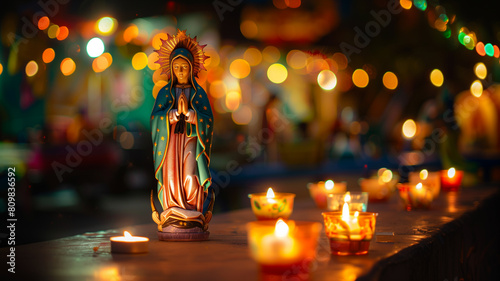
[155,29,210,80]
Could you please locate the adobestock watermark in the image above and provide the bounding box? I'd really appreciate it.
[212,0,245,21]
[8,0,70,46]
[339,0,403,62]
[51,83,145,182]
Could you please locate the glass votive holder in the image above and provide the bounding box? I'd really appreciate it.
[409,170,441,198]
[247,220,322,277]
[397,183,434,211]
[307,180,347,209]
[327,192,368,212]
[248,191,296,220]
[359,178,397,202]
[440,168,463,192]
[322,211,378,255]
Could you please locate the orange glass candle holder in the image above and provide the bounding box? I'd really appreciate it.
[409,169,441,198]
[397,183,434,210]
[307,180,347,209]
[359,178,397,202]
[440,168,463,192]
[248,188,295,220]
[322,211,377,255]
[247,219,322,276]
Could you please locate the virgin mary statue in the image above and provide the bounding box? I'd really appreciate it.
[150,30,214,241]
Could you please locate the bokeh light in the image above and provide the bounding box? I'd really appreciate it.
[476,42,486,56]
[230,59,251,79]
[382,71,398,90]
[414,0,427,11]
[273,0,287,9]
[48,25,60,39]
[123,25,139,43]
[474,62,487,79]
[56,26,69,40]
[92,53,112,73]
[209,80,227,99]
[484,43,494,57]
[96,17,117,36]
[380,169,393,183]
[352,69,369,88]
[87,37,105,58]
[285,0,301,8]
[430,69,444,87]
[317,70,337,90]
[400,0,412,9]
[420,169,429,180]
[267,63,288,84]
[132,52,148,70]
[152,32,168,50]
[232,105,253,125]
[240,20,258,39]
[402,119,417,139]
[225,91,241,112]
[119,132,134,149]
[332,53,348,70]
[25,60,38,77]
[60,58,76,76]
[262,46,280,63]
[0,63,3,75]
[205,47,220,69]
[244,47,262,66]
[470,80,483,97]
[38,16,50,30]
[148,52,160,70]
[287,50,307,69]
[42,48,55,63]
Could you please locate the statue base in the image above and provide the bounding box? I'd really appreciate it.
[157,225,209,241]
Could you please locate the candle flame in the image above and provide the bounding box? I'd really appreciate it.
[274,219,289,238]
[354,211,359,217]
[420,169,428,180]
[380,169,393,183]
[325,180,334,190]
[448,168,456,178]
[266,187,275,199]
[124,231,132,238]
[416,183,423,190]
[344,192,351,203]
[341,202,350,222]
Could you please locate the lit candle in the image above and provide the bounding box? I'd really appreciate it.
[440,167,463,191]
[359,168,398,202]
[322,201,377,255]
[409,169,441,198]
[398,182,434,210]
[307,180,347,209]
[249,188,295,220]
[247,219,322,276]
[110,231,149,254]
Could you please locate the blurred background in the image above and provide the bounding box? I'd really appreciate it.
[1,0,500,245]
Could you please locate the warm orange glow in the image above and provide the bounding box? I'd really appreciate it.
[448,168,456,178]
[152,32,168,50]
[25,61,39,77]
[274,219,289,237]
[240,20,258,39]
[262,46,280,63]
[38,16,50,30]
[244,47,262,66]
[232,105,253,125]
[148,52,160,70]
[230,59,251,79]
[209,80,227,99]
[56,26,69,40]
[205,47,220,69]
[287,50,307,69]
[332,53,348,70]
[400,0,412,9]
[352,69,369,88]
[266,187,275,198]
[60,58,76,76]
[420,169,429,180]
[430,69,444,87]
[42,48,55,63]
[402,119,417,139]
[123,25,139,43]
[225,90,241,111]
[132,52,148,70]
[152,80,168,99]
[0,63,3,75]
[267,63,288,84]
[92,53,112,73]
[285,0,301,8]
[382,71,398,90]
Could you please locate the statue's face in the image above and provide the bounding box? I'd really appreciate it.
[172,57,190,84]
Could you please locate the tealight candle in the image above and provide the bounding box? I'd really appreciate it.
[248,188,295,220]
[110,231,149,254]
[359,168,398,202]
[409,169,441,198]
[440,168,463,192]
[397,183,434,210]
[307,180,347,209]
[322,203,377,255]
[247,219,322,276]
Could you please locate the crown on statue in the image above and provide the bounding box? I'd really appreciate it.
[155,29,209,80]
